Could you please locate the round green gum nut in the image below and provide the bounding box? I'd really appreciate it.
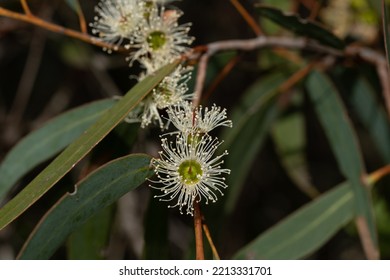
[147,31,167,50]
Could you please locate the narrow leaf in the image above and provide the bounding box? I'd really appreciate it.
[67,205,114,260]
[0,99,116,201]
[307,71,378,257]
[272,106,320,198]
[351,78,390,163]
[234,181,354,259]
[255,5,345,49]
[0,61,178,231]
[17,154,153,259]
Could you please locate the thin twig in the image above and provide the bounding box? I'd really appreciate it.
[203,54,241,102]
[75,2,87,34]
[194,201,205,260]
[367,165,390,185]
[202,223,220,260]
[355,216,379,260]
[0,6,119,51]
[230,0,262,36]
[20,0,32,16]
[6,7,51,127]
[278,62,316,93]
[193,53,209,107]
[194,36,343,102]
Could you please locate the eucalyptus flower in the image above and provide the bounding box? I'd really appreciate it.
[91,0,144,51]
[167,101,233,135]
[151,133,230,215]
[125,64,193,129]
[126,6,194,65]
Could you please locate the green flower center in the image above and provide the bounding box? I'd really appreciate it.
[178,160,203,185]
[147,31,167,50]
[157,84,172,100]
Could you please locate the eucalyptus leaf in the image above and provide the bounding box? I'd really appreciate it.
[0,99,116,202]
[307,71,378,254]
[351,78,390,163]
[67,205,115,260]
[255,5,345,49]
[234,181,354,259]
[18,154,153,259]
[0,61,178,231]
[272,106,320,198]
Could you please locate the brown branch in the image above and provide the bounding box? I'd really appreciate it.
[367,165,390,185]
[202,222,220,260]
[0,6,119,51]
[194,36,343,102]
[193,53,209,107]
[193,201,205,260]
[202,55,241,102]
[278,62,316,93]
[230,0,262,36]
[75,1,87,34]
[6,10,49,126]
[355,216,379,259]
[20,0,32,16]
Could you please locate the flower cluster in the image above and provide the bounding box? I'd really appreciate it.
[91,0,194,128]
[150,102,232,215]
[91,1,232,215]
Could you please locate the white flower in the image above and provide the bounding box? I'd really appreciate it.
[125,64,193,129]
[150,133,230,215]
[167,102,233,135]
[126,6,194,65]
[91,0,144,51]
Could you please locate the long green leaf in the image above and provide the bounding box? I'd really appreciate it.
[351,78,390,163]
[0,61,178,231]
[255,5,345,50]
[0,99,116,202]
[17,154,153,259]
[306,71,378,255]
[234,181,354,259]
[272,105,320,198]
[67,205,114,260]
[222,73,286,215]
